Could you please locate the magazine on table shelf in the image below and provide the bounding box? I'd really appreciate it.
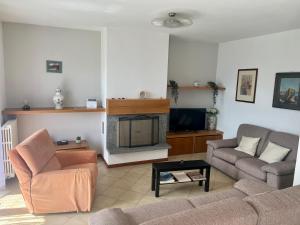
[186,171,206,181]
[172,172,191,182]
[160,172,175,184]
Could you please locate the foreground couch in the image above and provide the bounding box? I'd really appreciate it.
[207,124,299,189]
[90,179,300,225]
[9,129,98,214]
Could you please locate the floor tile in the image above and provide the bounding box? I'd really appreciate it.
[0,153,234,225]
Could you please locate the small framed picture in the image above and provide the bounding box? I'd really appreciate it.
[46,60,62,73]
[235,68,258,103]
[272,72,300,111]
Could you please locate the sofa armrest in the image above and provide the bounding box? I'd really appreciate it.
[55,150,97,167]
[261,161,296,176]
[90,208,137,225]
[207,138,238,149]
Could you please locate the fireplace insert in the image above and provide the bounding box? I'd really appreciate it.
[118,115,159,148]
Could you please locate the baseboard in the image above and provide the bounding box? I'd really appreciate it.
[97,154,168,168]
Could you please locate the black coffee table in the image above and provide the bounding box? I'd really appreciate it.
[151,160,211,197]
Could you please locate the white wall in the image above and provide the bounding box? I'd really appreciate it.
[3,23,101,107]
[216,29,300,139]
[106,27,169,99]
[168,36,219,107]
[103,28,170,165]
[0,22,6,188]
[3,23,104,153]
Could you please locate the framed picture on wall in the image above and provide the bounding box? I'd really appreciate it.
[46,60,63,73]
[272,72,300,111]
[235,68,258,103]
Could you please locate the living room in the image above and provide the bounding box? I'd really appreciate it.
[0,1,300,225]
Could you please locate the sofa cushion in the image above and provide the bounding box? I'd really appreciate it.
[190,189,246,207]
[236,158,267,181]
[124,199,194,224]
[237,124,272,156]
[41,156,62,173]
[244,186,300,225]
[259,142,290,163]
[16,129,58,175]
[264,131,299,161]
[234,179,275,196]
[141,197,258,225]
[235,136,261,156]
[213,148,252,164]
[90,208,136,225]
[63,163,98,187]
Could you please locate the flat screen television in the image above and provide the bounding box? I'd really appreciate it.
[169,108,206,132]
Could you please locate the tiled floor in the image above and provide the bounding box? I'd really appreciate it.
[0,153,234,225]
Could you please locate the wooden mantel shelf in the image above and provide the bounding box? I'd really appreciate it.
[168,85,226,91]
[107,98,170,115]
[2,107,106,115]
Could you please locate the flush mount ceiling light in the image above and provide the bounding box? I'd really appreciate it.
[151,12,193,28]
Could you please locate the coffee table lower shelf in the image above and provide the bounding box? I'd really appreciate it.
[151,160,211,197]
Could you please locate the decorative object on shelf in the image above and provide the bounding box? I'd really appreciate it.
[272,72,300,111]
[75,136,81,144]
[56,140,69,145]
[22,100,31,111]
[152,12,193,28]
[139,91,150,99]
[193,81,201,87]
[169,80,179,104]
[53,88,64,109]
[206,108,219,130]
[235,68,258,103]
[46,60,62,73]
[207,81,220,106]
[86,99,98,109]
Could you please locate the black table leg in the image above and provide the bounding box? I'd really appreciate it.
[199,168,204,186]
[155,170,160,197]
[151,167,155,191]
[204,167,211,192]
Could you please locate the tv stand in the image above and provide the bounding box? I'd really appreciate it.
[167,130,223,156]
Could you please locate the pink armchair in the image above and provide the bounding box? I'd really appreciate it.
[9,129,98,214]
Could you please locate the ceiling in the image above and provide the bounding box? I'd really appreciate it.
[0,0,300,43]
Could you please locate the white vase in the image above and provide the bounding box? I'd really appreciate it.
[207,115,217,130]
[53,88,64,109]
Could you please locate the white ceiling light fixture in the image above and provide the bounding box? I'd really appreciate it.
[151,12,193,28]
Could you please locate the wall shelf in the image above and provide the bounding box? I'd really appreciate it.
[2,107,106,115]
[168,85,225,91]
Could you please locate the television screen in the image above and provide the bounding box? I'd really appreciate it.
[169,108,206,132]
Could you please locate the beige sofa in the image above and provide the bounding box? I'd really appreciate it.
[207,124,299,189]
[89,179,300,225]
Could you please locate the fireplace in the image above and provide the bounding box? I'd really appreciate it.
[119,116,159,148]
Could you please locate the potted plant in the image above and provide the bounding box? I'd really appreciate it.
[169,80,179,104]
[206,108,219,130]
[207,81,219,106]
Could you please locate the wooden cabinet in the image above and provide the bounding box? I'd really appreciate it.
[167,130,223,156]
[167,136,194,156]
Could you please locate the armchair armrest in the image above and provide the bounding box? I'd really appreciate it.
[207,138,238,149]
[261,160,296,176]
[55,150,97,167]
[31,168,93,213]
[90,208,136,225]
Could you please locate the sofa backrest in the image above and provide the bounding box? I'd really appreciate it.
[245,185,300,225]
[237,124,272,156]
[15,129,61,176]
[261,131,299,161]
